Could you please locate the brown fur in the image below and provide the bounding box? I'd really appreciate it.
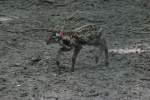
[46,24,109,72]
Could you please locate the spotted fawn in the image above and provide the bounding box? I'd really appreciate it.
[46,24,109,72]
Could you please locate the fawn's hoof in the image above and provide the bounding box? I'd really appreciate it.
[71,68,74,72]
[105,61,109,66]
[56,61,60,65]
[95,56,99,64]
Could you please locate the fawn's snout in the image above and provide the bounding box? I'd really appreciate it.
[46,36,51,45]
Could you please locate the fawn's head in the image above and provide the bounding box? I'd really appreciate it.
[46,25,65,45]
[46,32,61,45]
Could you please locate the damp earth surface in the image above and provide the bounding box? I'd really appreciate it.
[0,0,150,100]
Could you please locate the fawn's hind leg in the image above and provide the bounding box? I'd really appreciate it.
[71,46,82,72]
[56,47,72,72]
[94,38,109,65]
[99,38,109,65]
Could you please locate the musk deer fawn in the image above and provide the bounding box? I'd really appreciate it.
[46,24,109,72]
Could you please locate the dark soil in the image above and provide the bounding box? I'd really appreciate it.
[0,0,150,100]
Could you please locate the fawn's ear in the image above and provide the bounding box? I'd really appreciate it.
[54,25,60,30]
[60,26,65,31]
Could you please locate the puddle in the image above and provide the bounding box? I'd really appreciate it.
[109,48,145,54]
[0,17,13,21]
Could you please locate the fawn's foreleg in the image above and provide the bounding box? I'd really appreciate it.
[56,47,72,72]
[71,46,82,72]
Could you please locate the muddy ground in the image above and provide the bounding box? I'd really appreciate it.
[0,0,150,100]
